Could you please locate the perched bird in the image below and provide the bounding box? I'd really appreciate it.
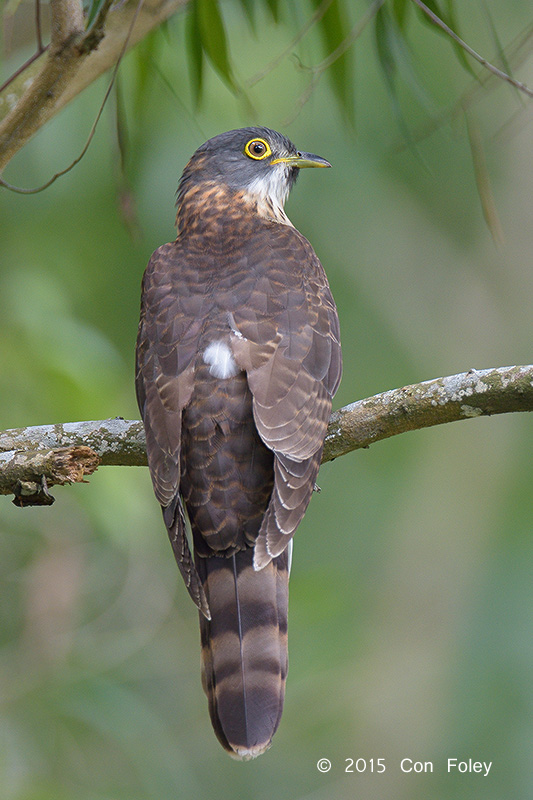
[136,127,342,760]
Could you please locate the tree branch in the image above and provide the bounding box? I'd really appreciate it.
[50,0,85,46]
[0,0,86,171]
[0,0,189,173]
[0,418,147,468]
[322,364,533,462]
[0,366,532,504]
[0,445,99,506]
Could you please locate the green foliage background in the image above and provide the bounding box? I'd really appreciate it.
[1,1,533,797]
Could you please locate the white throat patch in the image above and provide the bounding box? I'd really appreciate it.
[245,164,293,224]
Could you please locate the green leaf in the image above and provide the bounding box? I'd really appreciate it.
[444,0,478,80]
[312,0,355,127]
[380,3,434,111]
[466,113,504,246]
[4,0,26,16]
[185,2,204,107]
[392,0,410,31]
[195,0,237,94]
[131,27,160,118]
[374,5,425,164]
[416,0,477,80]
[84,0,107,29]
[237,0,256,34]
[264,0,281,23]
[419,0,444,19]
[375,5,396,82]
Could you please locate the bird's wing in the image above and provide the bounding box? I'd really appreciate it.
[136,242,200,506]
[136,242,210,615]
[229,224,342,567]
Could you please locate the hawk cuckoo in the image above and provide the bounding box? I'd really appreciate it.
[136,127,342,759]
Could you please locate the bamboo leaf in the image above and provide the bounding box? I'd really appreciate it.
[131,27,160,118]
[466,113,504,246]
[375,5,425,164]
[186,2,204,107]
[264,0,281,23]
[375,5,397,83]
[416,0,477,80]
[392,0,410,31]
[195,0,237,94]
[382,4,434,111]
[312,0,355,127]
[418,0,444,20]
[237,0,256,33]
[4,0,25,15]
[444,0,478,80]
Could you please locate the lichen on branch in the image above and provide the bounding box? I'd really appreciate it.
[0,365,532,504]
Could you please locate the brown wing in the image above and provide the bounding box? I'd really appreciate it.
[136,242,210,615]
[136,243,200,506]
[229,223,342,568]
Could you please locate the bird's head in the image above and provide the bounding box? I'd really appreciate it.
[176,127,331,226]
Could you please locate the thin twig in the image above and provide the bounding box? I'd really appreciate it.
[411,0,533,99]
[35,0,44,53]
[246,0,334,87]
[0,47,49,95]
[283,0,385,125]
[0,0,48,96]
[310,0,386,74]
[393,21,533,151]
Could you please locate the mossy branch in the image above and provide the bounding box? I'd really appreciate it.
[0,365,532,505]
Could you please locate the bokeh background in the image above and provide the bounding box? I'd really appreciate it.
[1,2,533,798]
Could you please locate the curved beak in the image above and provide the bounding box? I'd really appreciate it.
[271,151,331,169]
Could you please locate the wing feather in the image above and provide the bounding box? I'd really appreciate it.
[136,243,207,612]
[228,225,342,567]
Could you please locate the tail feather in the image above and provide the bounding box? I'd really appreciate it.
[197,547,289,760]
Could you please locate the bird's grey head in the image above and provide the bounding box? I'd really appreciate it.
[177,127,331,221]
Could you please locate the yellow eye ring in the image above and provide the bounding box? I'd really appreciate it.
[244,138,272,160]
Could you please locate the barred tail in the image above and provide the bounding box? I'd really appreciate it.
[197,547,289,760]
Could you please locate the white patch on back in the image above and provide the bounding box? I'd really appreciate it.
[203,340,239,379]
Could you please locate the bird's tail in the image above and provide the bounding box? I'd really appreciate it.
[197,547,289,760]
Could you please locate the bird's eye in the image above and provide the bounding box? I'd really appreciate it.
[244,138,272,160]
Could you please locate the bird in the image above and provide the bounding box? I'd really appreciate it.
[135,126,342,760]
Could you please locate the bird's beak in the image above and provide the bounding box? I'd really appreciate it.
[271,151,331,169]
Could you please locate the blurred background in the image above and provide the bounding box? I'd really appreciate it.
[1,1,533,798]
